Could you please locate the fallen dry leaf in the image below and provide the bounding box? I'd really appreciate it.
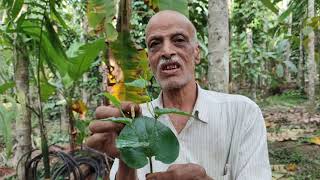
[309,136,320,145]
[286,163,298,172]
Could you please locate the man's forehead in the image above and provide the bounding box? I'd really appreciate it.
[145,10,194,38]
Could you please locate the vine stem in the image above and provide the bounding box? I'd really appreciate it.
[148,156,153,173]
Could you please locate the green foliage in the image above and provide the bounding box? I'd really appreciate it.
[0,82,15,94]
[68,38,105,81]
[144,0,189,17]
[0,96,18,158]
[104,92,121,108]
[259,0,279,14]
[87,0,116,28]
[117,116,179,169]
[260,90,308,107]
[125,78,149,89]
[75,119,90,145]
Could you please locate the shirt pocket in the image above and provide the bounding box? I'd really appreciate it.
[214,173,230,180]
[214,164,231,180]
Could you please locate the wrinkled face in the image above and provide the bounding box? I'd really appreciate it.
[146,12,200,90]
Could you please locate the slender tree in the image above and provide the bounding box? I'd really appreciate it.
[307,0,316,104]
[207,0,229,93]
[14,39,32,180]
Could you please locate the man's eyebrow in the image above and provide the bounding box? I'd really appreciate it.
[147,35,162,42]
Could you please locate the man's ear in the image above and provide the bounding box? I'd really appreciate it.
[194,44,201,65]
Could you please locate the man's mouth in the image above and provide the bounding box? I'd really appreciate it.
[160,62,181,72]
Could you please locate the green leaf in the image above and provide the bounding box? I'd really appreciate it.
[117,116,179,168]
[104,92,121,108]
[276,64,284,78]
[0,96,18,157]
[100,117,132,125]
[283,60,297,73]
[158,0,189,17]
[125,79,149,89]
[87,0,115,28]
[40,80,56,102]
[75,119,91,144]
[154,107,199,120]
[68,38,105,81]
[10,0,24,20]
[105,23,118,42]
[259,0,279,14]
[21,19,69,77]
[0,82,15,94]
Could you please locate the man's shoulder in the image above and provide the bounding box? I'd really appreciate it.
[200,88,259,110]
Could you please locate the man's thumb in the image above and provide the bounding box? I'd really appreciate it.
[146,172,172,180]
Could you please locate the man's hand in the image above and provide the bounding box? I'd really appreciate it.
[85,102,140,158]
[146,163,213,180]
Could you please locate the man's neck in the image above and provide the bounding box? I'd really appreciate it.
[162,81,198,113]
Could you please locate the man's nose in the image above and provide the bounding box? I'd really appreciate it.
[161,41,176,58]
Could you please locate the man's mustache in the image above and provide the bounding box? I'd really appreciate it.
[157,55,181,69]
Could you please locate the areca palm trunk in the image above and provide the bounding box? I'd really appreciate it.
[14,40,32,180]
[207,0,229,93]
[307,0,316,105]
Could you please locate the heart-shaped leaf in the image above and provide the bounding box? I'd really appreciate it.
[116,116,179,169]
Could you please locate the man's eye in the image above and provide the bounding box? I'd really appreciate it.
[149,41,160,48]
[174,38,185,43]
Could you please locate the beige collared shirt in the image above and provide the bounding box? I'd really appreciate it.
[110,86,271,180]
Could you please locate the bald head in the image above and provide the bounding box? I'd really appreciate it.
[145,10,198,45]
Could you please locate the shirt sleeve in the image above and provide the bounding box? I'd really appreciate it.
[109,158,119,180]
[234,105,272,180]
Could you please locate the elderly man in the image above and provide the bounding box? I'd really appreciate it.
[86,10,271,180]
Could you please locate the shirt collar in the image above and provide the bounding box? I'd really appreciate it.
[152,84,208,124]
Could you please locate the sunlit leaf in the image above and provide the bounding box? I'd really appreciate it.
[110,33,150,103]
[99,117,132,125]
[117,116,179,168]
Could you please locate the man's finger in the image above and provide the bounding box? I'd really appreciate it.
[121,102,141,117]
[146,172,173,180]
[95,106,122,119]
[89,121,125,133]
[85,133,109,150]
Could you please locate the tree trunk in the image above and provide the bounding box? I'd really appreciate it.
[14,40,31,180]
[207,0,229,93]
[298,23,305,89]
[59,93,69,133]
[246,28,257,100]
[282,0,292,82]
[307,0,316,105]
